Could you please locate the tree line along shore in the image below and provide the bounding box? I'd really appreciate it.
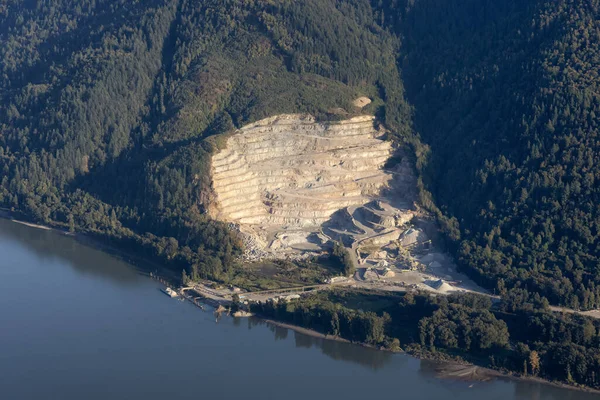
[249,288,600,391]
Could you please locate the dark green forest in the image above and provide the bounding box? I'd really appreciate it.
[372,0,600,309]
[3,0,600,387]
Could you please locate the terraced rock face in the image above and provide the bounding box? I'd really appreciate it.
[210,114,392,227]
[209,113,417,262]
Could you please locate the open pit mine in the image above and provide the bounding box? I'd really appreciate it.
[208,113,419,263]
[208,113,487,296]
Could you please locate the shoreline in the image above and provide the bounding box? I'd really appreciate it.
[0,209,181,284]
[2,209,600,395]
[262,315,600,395]
[262,319,352,344]
[11,219,53,230]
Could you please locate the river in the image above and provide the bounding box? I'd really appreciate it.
[0,219,598,400]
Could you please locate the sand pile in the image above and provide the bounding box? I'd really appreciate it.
[400,228,428,247]
[429,279,455,293]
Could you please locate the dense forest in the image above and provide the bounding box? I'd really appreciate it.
[3,0,600,382]
[373,0,600,309]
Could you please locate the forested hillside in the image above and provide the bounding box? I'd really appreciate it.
[0,0,409,280]
[3,0,600,310]
[375,0,600,309]
[6,0,600,389]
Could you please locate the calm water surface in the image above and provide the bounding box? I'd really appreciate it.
[1,219,599,400]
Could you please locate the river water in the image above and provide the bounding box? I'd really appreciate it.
[0,219,598,400]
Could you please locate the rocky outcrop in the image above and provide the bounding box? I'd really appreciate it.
[210,114,392,227]
[209,113,417,262]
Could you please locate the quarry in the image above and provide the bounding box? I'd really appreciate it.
[209,113,485,296]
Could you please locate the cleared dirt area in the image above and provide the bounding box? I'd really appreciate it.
[209,113,489,298]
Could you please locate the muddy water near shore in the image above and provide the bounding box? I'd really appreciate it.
[0,218,598,400]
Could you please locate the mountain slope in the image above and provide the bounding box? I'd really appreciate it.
[378,0,600,308]
[0,0,409,279]
[3,0,600,308]
[4,0,600,389]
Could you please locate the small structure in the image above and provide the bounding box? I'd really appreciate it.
[281,294,301,302]
[161,287,179,298]
[233,310,253,318]
[399,259,418,271]
[327,276,348,284]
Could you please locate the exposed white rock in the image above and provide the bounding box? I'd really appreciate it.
[210,114,392,228]
[209,114,417,262]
